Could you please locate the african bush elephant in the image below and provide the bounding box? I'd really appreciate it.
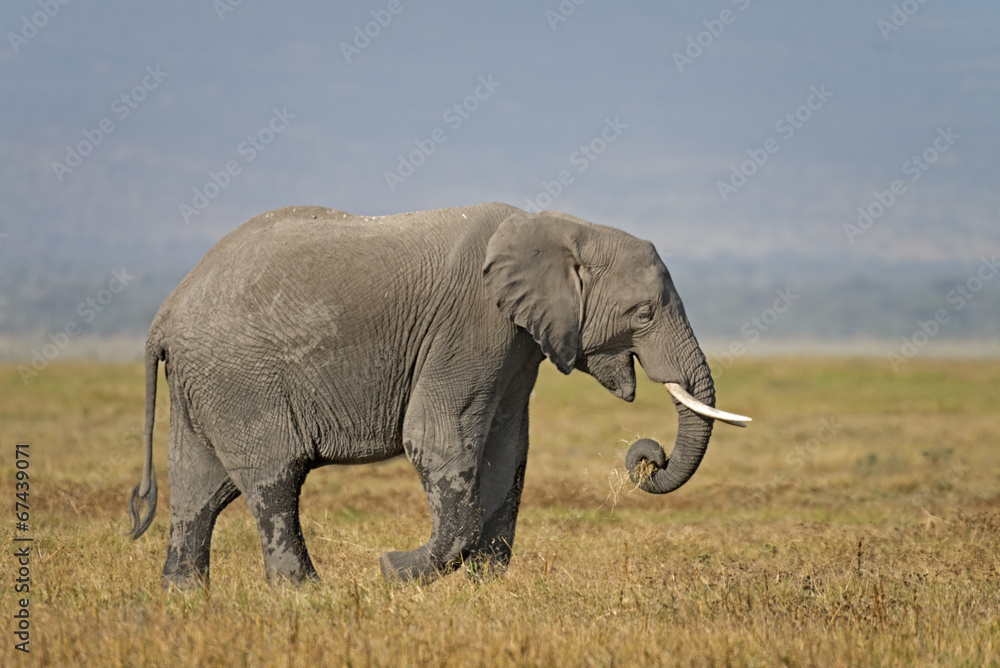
[127,202,749,587]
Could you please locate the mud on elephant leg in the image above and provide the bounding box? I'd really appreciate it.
[238,464,318,585]
[380,434,485,583]
[162,419,240,589]
[378,469,484,582]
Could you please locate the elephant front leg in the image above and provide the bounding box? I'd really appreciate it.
[380,420,485,583]
[466,402,530,579]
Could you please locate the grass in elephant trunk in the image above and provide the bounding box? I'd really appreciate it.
[1,357,998,665]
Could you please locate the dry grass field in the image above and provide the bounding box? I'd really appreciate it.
[1,357,998,666]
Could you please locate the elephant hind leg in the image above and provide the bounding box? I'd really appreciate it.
[162,416,240,589]
[468,400,531,579]
[236,464,318,585]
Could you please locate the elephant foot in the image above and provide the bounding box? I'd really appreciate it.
[161,570,209,590]
[263,551,319,586]
[262,548,319,586]
[265,569,320,587]
[379,546,443,583]
[162,546,211,590]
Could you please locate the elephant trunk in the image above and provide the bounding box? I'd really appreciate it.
[625,346,749,494]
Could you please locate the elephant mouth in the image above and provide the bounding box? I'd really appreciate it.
[664,382,751,428]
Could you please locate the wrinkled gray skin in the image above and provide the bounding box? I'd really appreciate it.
[127,202,716,587]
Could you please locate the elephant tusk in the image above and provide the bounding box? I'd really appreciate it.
[664,382,752,428]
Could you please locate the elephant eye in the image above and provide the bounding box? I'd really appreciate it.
[633,304,655,324]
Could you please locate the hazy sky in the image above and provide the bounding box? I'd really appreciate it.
[2,0,998,267]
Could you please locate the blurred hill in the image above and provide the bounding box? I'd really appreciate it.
[1,240,996,362]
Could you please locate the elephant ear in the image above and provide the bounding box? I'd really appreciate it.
[483,211,586,374]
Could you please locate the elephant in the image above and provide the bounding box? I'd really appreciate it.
[126,202,750,587]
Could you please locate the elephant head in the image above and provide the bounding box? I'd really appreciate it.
[483,209,750,494]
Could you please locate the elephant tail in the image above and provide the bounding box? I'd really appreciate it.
[127,340,163,539]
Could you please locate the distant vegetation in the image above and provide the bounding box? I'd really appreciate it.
[670,254,1000,343]
[1,243,998,361]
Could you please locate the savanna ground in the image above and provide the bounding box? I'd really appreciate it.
[1,357,998,666]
